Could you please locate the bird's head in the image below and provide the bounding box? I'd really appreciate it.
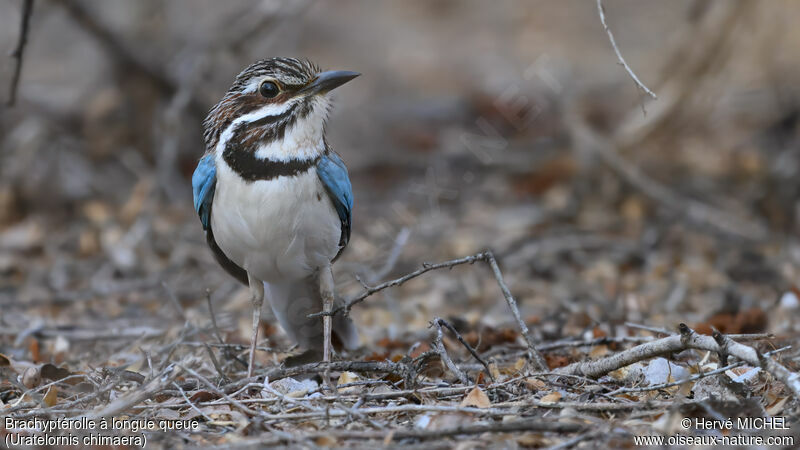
[203,57,359,160]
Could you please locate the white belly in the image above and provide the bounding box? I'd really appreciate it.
[210,163,341,283]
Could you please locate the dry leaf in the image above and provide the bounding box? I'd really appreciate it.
[43,385,58,407]
[766,397,788,416]
[315,436,338,447]
[544,354,571,369]
[488,361,501,380]
[189,391,218,403]
[539,391,562,405]
[0,353,10,367]
[22,366,41,389]
[524,378,547,392]
[383,430,396,445]
[589,345,610,358]
[460,386,491,408]
[40,363,71,382]
[337,371,360,393]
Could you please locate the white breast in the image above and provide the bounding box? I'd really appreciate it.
[210,161,341,283]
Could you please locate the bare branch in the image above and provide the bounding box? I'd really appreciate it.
[569,115,769,241]
[558,323,800,399]
[319,252,488,318]
[436,317,494,381]
[6,0,34,106]
[607,345,790,396]
[85,359,192,418]
[51,0,206,115]
[596,0,657,100]
[484,251,548,371]
[431,317,471,384]
[311,251,548,371]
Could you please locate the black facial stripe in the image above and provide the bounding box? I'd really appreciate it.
[223,145,319,182]
[247,103,298,128]
[245,98,313,144]
[222,98,318,182]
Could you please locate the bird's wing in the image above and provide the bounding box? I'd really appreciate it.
[192,154,217,230]
[192,154,249,284]
[316,151,353,259]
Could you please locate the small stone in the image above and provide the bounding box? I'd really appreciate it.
[779,291,799,309]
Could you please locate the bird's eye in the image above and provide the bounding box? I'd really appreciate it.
[259,80,280,98]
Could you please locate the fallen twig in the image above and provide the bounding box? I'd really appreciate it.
[181,365,258,417]
[607,345,790,396]
[85,358,192,418]
[558,324,800,398]
[310,251,548,371]
[436,317,494,381]
[484,251,548,371]
[224,360,410,393]
[431,317,471,385]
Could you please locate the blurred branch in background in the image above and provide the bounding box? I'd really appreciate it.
[51,0,207,116]
[573,0,769,241]
[614,0,752,151]
[6,0,34,107]
[595,0,657,102]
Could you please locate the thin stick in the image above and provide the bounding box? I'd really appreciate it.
[204,343,229,383]
[181,365,259,417]
[84,360,189,418]
[432,317,470,385]
[315,253,488,318]
[311,251,547,371]
[173,381,213,422]
[484,251,548,371]
[6,0,34,106]
[625,322,672,335]
[436,318,494,381]
[222,360,409,394]
[596,0,657,99]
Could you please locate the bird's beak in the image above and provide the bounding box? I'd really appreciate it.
[300,70,360,95]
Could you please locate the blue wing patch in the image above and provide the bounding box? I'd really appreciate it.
[192,154,216,230]
[192,153,249,285]
[317,152,353,253]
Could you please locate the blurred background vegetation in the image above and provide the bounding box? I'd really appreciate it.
[1,0,798,381]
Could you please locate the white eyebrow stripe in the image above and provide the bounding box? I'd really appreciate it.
[214,100,298,155]
[242,78,263,94]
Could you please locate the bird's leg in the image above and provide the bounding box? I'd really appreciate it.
[319,264,335,364]
[247,274,265,378]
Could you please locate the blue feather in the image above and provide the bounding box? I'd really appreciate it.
[317,152,353,250]
[192,154,216,230]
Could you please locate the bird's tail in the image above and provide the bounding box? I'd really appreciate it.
[263,274,359,353]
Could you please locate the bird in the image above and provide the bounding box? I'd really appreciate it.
[192,57,360,377]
